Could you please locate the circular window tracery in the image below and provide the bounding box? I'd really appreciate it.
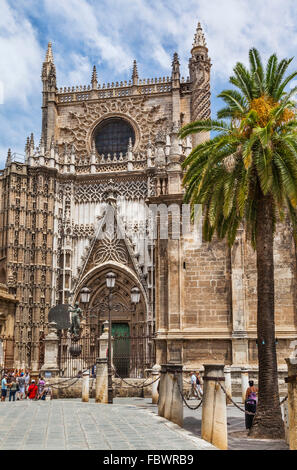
[94,117,135,157]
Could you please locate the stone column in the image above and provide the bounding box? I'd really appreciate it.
[201,364,228,450]
[158,365,167,417]
[95,358,108,404]
[40,322,59,377]
[224,366,232,405]
[82,370,89,402]
[151,364,161,405]
[285,358,297,450]
[241,367,249,404]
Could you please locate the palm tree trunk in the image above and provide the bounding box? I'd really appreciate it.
[249,193,285,439]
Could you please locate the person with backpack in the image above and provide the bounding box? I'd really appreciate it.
[37,377,45,399]
[26,380,38,400]
[245,380,258,429]
[17,373,26,400]
[9,378,18,402]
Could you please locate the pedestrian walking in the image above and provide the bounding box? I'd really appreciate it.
[196,371,203,398]
[38,377,45,399]
[27,380,38,400]
[245,380,258,429]
[1,374,8,402]
[9,378,18,402]
[17,373,26,400]
[24,371,30,395]
[190,371,198,399]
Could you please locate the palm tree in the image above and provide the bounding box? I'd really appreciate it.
[180,48,297,439]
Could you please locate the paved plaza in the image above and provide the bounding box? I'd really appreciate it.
[0,398,289,450]
[0,399,215,451]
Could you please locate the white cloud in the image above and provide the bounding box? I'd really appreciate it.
[43,0,133,73]
[0,0,42,106]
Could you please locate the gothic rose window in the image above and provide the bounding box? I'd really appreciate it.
[94,118,135,157]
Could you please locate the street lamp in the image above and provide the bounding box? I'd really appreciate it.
[106,271,116,403]
[106,272,116,289]
[80,287,91,304]
[131,286,140,305]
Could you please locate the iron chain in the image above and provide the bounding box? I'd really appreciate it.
[176,372,203,410]
[112,367,160,389]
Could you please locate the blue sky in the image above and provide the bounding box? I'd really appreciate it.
[1,0,297,167]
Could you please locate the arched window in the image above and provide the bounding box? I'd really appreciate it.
[94,118,135,157]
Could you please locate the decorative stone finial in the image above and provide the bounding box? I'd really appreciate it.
[91,65,98,89]
[25,137,30,153]
[6,149,12,167]
[132,60,139,85]
[29,133,34,149]
[172,52,180,87]
[192,22,207,49]
[172,52,180,71]
[45,42,54,63]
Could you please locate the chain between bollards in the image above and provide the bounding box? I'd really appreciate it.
[175,371,203,410]
[42,365,96,389]
[112,367,160,389]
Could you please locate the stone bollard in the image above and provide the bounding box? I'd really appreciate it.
[151,364,161,405]
[95,358,108,403]
[241,367,249,404]
[169,365,183,427]
[158,365,167,417]
[285,358,297,450]
[224,366,232,405]
[201,364,228,450]
[163,364,183,427]
[82,370,90,402]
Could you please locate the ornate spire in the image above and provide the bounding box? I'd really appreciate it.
[45,42,54,63]
[192,22,207,49]
[132,60,139,85]
[42,41,56,83]
[25,137,30,153]
[30,133,34,150]
[91,65,98,89]
[172,52,180,86]
[6,149,11,167]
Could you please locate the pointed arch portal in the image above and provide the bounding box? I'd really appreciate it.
[72,262,155,377]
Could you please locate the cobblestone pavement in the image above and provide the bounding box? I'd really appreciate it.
[115,398,289,451]
[0,399,215,450]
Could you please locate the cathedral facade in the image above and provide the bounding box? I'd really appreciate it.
[0,23,296,373]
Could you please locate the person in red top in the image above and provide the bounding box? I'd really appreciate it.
[27,380,38,400]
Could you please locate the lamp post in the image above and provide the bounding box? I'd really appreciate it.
[80,277,141,404]
[106,272,116,403]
